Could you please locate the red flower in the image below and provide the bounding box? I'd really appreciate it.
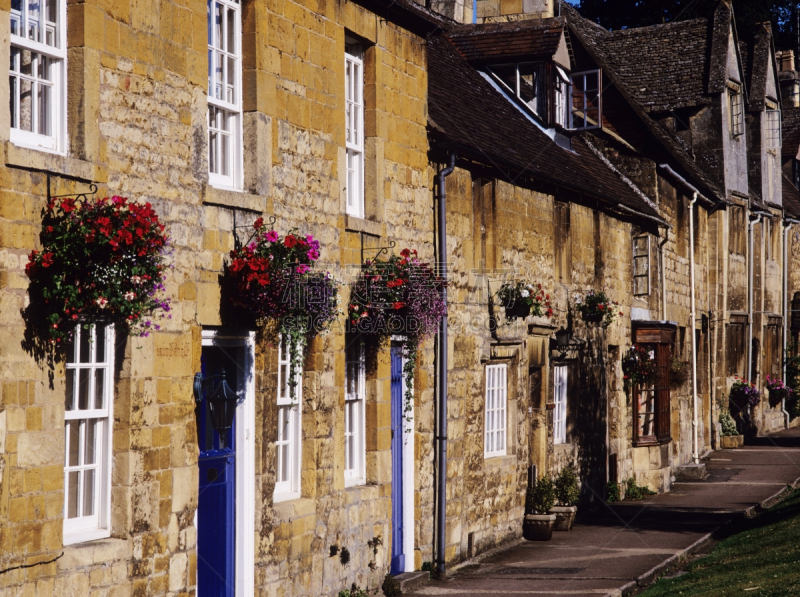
[284,235,298,248]
[400,248,411,258]
[393,301,405,310]
[254,217,264,229]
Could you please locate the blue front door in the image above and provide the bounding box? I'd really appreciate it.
[390,344,405,575]
[197,345,241,597]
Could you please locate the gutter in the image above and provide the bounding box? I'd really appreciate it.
[658,164,706,465]
[435,152,455,578]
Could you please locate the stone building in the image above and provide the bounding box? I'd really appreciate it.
[3,0,800,595]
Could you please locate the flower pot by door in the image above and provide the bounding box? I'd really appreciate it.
[522,514,556,541]
[548,506,577,531]
[720,435,744,449]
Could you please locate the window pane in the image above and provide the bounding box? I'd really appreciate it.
[226,6,235,53]
[80,325,92,363]
[82,469,95,516]
[78,369,90,409]
[227,56,235,103]
[220,131,229,176]
[279,444,288,482]
[28,0,41,42]
[84,419,96,464]
[67,420,80,466]
[37,79,50,136]
[19,65,33,132]
[95,325,106,363]
[94,369,105,409]
[67,471,79,518]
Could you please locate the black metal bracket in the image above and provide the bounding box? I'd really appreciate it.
[360,234,395,266]
[232,213,276,250]
[46,175,98,203]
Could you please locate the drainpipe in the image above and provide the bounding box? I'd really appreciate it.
[435,152,455,578]
[783,220,798,428]
[688,192,700,464]
[659,231,669,320]
[747,212,763,390]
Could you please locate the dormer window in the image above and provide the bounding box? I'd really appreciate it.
[765,99,781,149]
[487,63,546,118]
[727,81,744,138]
[569,70,602,130]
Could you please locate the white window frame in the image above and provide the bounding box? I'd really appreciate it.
[9,0,67,153]
[486,62,547,121]
[554,66,570,128]
[274,336,302,501]
[569,69,602,131]
[344,339,366,486]
[553,365,567,445]
[484,363,507,458]
[63,323,115,545]
[764,104,781,150]
[633,235,651,296]
[728,82,744,138]
[207,0,243,190]
[345,43,364,218]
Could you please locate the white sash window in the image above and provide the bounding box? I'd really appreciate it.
[344,340,366,485]
[484,364,507,458]
[10,0,66,151]
[345,43,364,218]
[207,0,242,189]
[274,337,302,501]
[64,324,115,544]
[553,365,567,445]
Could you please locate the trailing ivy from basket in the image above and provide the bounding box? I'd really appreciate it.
[347,248,447,416]
[25,194,171,346]
[226,218,339,400]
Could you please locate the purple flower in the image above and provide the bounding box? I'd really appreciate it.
[265,230,279,242]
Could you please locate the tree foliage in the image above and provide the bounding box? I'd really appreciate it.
[576,0,799,49]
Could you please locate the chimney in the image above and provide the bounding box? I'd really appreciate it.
[476,0,555,24]
[777,50,796,72]
[430,0,473,24]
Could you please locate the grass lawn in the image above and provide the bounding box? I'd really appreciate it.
[638,488,800,597]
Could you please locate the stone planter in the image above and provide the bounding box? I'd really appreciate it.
[522,514,556,541]
[549,506,577,531]
[720,434,744,449]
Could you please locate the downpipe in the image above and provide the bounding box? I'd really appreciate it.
[659,230,668,320]
[747,212,762,427]
[783,221,795,428]
[435,152,455,578]
[689,192,699,464]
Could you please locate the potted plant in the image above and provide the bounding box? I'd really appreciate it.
[766,375,793,408]
[574,290,621,328]
[550,467,579,531]
[25,194,171,345]
[728,376,761,422]
[669,357,690,389]
[522,475,556,541]
[495,280,553,322]
[348,248,447,414]
[226,219,339,398]
[621,344,659,392]
[719,410,744,449]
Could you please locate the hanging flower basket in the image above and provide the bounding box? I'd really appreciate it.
[348,248,446,412]
[25,195,171,345]
[495,280,553,323]
[728,376,761,416]
[574,290,620,328]
[226,218,338,398]
[765,375,791,408]
[621,344,658,392]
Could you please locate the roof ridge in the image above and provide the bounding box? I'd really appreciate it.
[606,17,707,36]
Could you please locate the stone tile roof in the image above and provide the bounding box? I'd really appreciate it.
[742,24,779,111]
[783,174,800,219]
[427,34,664,223]
[782,107,800,159]
[446,18,566,64]
[600,19,712,113]
[561,2,725,205]
[354,0,453,35]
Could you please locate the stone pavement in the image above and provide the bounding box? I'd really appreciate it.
[407,428,800,597]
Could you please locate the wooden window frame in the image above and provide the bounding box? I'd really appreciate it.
[728,83,744,138]
[569,69,602,131]
[632,328,674,446]
[727,316,747,377]
[633,235,651,296]
[63,323,115,545]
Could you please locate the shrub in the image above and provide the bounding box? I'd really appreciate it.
[382,573,402,597]
[720,411,739,436]
[554,467,580,507]
[526,475,556,514]
[606,481,620,503]
[624,478,656,500]
[339,584,369,597]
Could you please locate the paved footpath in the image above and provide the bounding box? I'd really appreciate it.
[407,428,800,597]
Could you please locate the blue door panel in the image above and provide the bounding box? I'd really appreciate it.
[390,344,405,575]
[197,346,239,597]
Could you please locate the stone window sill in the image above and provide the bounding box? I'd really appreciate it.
[5,142,106,182]
[204,184,266,213]
[484,454,516,469]
[273,496,315,521]
[344,215,383,237]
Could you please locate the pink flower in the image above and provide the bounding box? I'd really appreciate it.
[296,264,310,274]
[124,292,136,301]
[265,230,278,242]
[96,297,108,309]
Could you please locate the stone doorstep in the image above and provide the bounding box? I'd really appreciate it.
[395,571,430,593]
[673,463,708,481]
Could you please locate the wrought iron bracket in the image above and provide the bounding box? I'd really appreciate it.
[232,213,276,250]
[360,234,395,267]
[46,175,98,203]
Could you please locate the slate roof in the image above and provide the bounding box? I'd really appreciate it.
[783,174,800,219]
[562,2,725,204]
[600,19,712,113]
[742,24,779,111]
[427,34,664,223]
[783,107,800,159]
[446,18,566,65]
